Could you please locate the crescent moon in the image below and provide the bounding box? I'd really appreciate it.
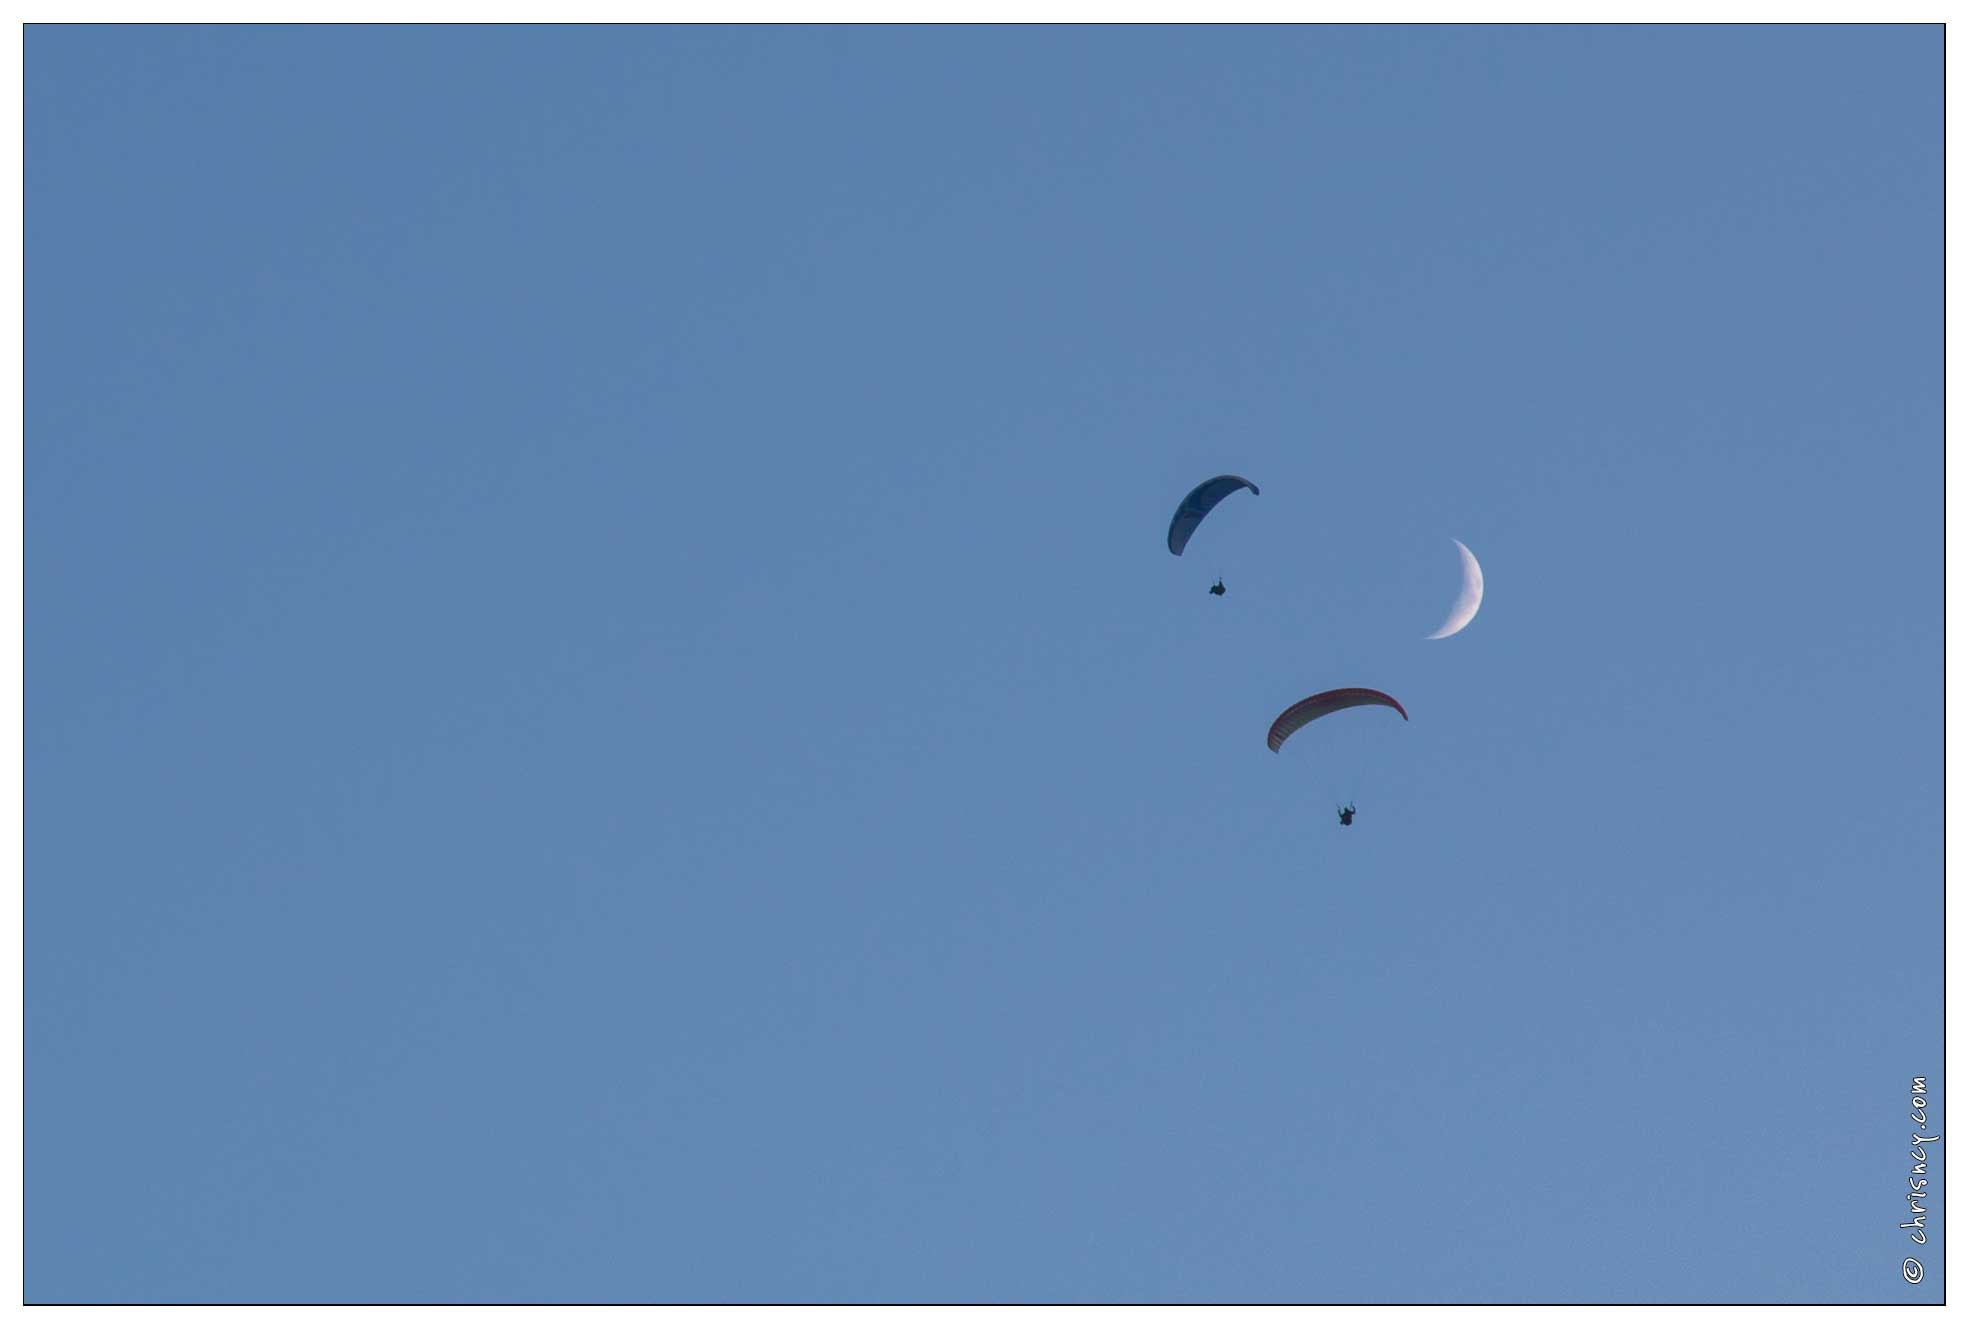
[1425,539,1483,639]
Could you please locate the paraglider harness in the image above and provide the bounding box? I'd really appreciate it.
[1337,804,1356,827]
[1209,578,1226,596]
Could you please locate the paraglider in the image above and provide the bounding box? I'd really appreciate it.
[1268,689,1409,825]
[1167,475,1259,557]
[1209,578,1226,596]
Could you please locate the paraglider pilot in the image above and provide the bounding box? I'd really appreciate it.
[1209,578,1226,596]
[1337,804,1356,827]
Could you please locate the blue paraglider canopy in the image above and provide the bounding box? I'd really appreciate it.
[1166,475,1259,556]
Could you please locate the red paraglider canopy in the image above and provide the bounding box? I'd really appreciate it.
[1267,688,1409,753]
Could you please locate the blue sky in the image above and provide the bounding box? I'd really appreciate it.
[28,25,1940,1303]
